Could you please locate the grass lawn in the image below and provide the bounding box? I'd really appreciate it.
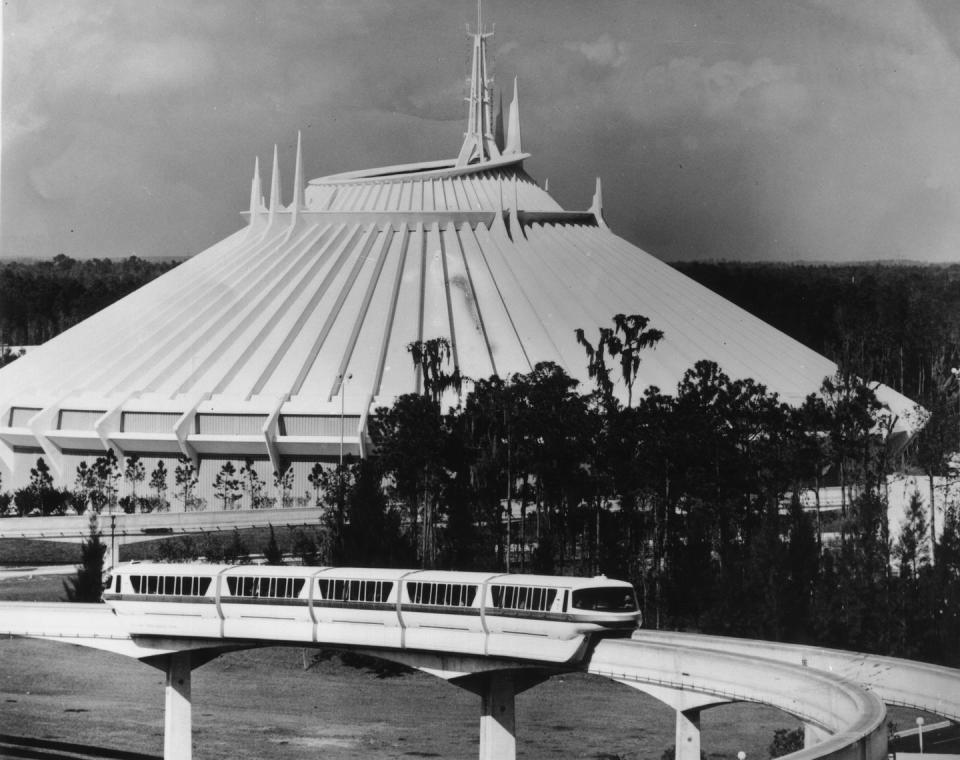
[0,638,801,760]
[0,525,312,566]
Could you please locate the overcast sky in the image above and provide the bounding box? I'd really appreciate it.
[4,0,960,263]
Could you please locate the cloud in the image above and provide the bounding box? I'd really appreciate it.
[566,34,630,69]
[105,38,218,96]
[637,56,807,129]
[7,0,960,267]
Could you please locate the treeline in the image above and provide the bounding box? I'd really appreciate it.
[674,261,960,406]
[0,254,180,347]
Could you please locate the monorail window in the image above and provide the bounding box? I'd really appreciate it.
[317,578,393,604]
[571,587,637,612]
[490,585,557,612]
[127,575,212,596]
[405,582,478,607]
[225,576,305,599]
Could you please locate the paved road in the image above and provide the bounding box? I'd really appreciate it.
[0,733,160,760]
[0,564,75,580]
[892,724,960,754]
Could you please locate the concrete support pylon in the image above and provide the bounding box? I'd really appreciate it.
[164,651,193,760]
[675,708,702,760]
[479,671,517,760]
[803,722,831,748]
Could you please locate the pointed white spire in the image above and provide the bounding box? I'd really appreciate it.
[456,0,501,167]
[590,177,608,227]
[290,131,304,225]
[268,144,282,223]
[494,90,505,151]
[505,76,523,155]
[248,156,263,226]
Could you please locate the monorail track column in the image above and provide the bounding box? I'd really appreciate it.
[479,671,517,760]
[163,652,193,760]
[675,708,702,760]
[621,684,731,760]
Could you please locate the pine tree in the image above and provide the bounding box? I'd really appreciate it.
[63,514,107,602]
[263,526,284,565]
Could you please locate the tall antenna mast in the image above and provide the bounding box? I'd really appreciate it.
[456,0,501,167]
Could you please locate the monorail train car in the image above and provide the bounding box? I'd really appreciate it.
[103,563,641,663]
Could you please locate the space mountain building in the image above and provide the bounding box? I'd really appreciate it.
[0,14,917,503]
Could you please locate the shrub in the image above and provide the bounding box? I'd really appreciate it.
[770,727,804,758]
[63,514,107,602]
[156,536,199,562]
[291,529,319,565]
[200,534,225,563]
[262,526,284,565]
[224,528,249,564]
[139,496,169,513]
[13,487,41,516]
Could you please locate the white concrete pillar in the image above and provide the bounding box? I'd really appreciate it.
[109,536,121,569]
[675,708,701,760]
[164,652,192,760]
[803,722,831,748]
[479,671,516,760]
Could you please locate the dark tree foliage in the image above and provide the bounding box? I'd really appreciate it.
[673,261,960,404]
[769,728,804,758]
[322,459,415,568]
[223,528,249,564]
[0,255,179,345]
[63,515,107,602]
[291,529,319,566]
[262,526,284,565]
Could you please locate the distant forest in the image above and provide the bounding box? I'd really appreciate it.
[0,254,180,351]
[674,261,960,408]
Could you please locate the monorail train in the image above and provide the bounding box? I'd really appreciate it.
[103,563,641,663]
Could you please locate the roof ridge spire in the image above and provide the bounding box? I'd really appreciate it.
[590,176,608,228]
[456,0,501,167]
[248,156,263,220]
[505,76,523,155]
[247,156,265,237]
[268,144,282,223]
[290,131,304,224]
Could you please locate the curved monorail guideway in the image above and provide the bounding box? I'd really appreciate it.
[0,563,956,760]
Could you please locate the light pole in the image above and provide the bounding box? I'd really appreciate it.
[917,716,925,754]
[339,372,353,468]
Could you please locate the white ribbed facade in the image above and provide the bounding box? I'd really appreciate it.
[0,14,917,499]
